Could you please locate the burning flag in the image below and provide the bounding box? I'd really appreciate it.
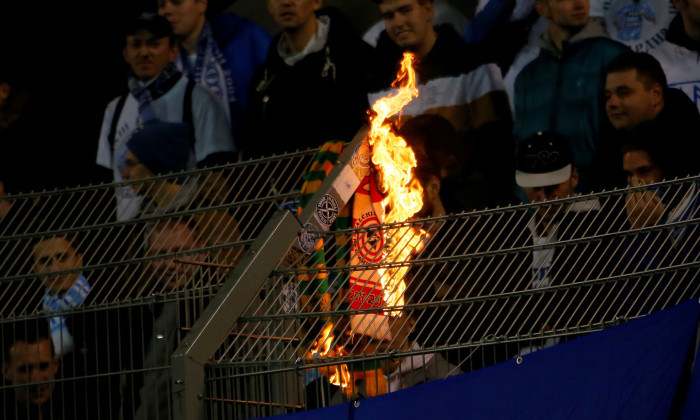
[298,52,428,399]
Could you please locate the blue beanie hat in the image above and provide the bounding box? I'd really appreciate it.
[127,122,193,175]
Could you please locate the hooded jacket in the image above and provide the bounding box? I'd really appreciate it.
[244,8,376,159]
[513,22,629,194]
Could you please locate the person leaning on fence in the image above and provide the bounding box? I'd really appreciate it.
[369,0,516,210]
[617,127,700,315]
[511,131,625,354]
[96,12,235,221]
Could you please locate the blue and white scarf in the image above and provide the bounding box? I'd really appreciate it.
[43,274,91,356]
[128,62,183,125]
[176,21,234,119]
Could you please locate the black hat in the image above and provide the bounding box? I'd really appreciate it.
[515,131,574,188]
[125,12,173,39]
[127,122,193,175]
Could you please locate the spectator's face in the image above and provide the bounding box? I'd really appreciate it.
[121,150,155,195]
[2,339,58,406]
[523,169,578,222]
[123,30,177,80]
[605,69,662,130]
[623,149,663,186]
[146,222,204,290]
[379,0,435,54]
[537,0,589,31]
[267,0,322,31]
[31,237,83,294]
[157,0,207,39]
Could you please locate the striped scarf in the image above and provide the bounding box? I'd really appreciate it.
[297,141,383,373]
[177,21,234,120]
[297,141,350,345]
[128,62,182,125]
[43,274,90,356]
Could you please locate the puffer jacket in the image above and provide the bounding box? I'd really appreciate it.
[513,22,629,193]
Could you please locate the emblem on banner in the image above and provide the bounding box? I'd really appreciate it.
[281,282,299,314]
[315,194,339,227]
[353,213,385,264]
[602,0,675,52]
[299,223,319,254]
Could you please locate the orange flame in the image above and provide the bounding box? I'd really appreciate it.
[367,53,427,316]
[307,323,351,392]
[305,53,427,396]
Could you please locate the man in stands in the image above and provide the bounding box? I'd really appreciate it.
[604,52,700,184]
[157,0,271,141]
[1,320,70,419]
[512,0,629,195]
[96,12,235,221]
[369,0,515,210]
[245,0,376,159]
[133,217,216,420]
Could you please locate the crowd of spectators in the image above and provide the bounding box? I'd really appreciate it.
[1,0,699,416]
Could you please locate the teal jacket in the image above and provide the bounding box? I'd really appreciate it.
[513,23,629,193]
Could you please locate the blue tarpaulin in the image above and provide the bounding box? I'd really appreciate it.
[275,299,700,420]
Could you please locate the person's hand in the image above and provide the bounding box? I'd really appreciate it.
[625,190,665,229]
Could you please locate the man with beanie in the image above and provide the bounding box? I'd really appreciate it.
[124,121,246,270]
[122,121,196,216]
[96,12,235,221]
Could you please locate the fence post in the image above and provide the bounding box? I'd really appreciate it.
[170,130,367,420]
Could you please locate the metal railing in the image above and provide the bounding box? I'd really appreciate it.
[1,147,698,419]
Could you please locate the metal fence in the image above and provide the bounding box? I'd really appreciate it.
[1,146,698,420]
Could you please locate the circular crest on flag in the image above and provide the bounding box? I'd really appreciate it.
[353,214,385,263]
[299,223,319,254]
[281,281,299,314]
[352,143,371,168]
[602,0,675,52]
[315,194,339,227]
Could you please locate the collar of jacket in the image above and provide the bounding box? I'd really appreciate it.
[539,20,608,56]
[665,14,700,53]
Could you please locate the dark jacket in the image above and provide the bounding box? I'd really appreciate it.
[244,7,376,159]
[513,23,630,194]
[210,13,272,140]
[604,87,700,189]
[372,24,516,209]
